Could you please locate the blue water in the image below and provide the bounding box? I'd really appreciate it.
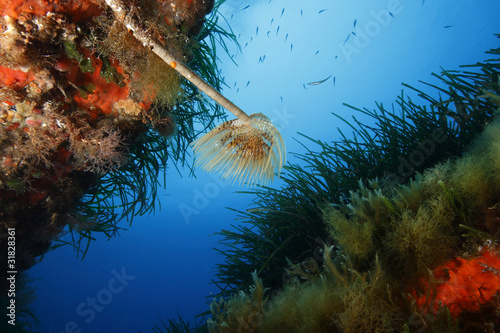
[26,0,500,332]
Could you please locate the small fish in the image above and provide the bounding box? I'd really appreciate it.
[284,33,288,42]
[251,37,253,42]
[352,31,357,37]
[233,82,237,88]
[343,34,351,45]
[270,18,274,26]
[242,5,250,10]
[314,50,319,55]
[237,88,239,93]
[263,55,266,62]
[335,55,338,59]
[238,33,241,39]
[300,9,303,17]
[256,27,258,35]
[231,14,233,19]
[389,12,394,18]
[318,9,327,14]
[244,42,248,48]
[245,81,250,87]
[276,26,280,35]
[280,8,285,17]
[307,75,332,86]
[353,19,357,28]
[258,56,263,63]
[333,76,336,86]
[280,96,283,103]
[444,25,453,28]
[290,43,293,52]
[303,83,307,90]
[267,30,270,37]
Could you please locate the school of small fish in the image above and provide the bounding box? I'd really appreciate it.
[230,2,435,93]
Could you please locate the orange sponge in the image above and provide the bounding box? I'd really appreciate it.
[415,250,500,317]
[0,0,102,21]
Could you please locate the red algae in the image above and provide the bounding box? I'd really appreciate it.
[0,0,102,21]
[0,66,35,91]
[66,50,131,116]
[415,250,500,317]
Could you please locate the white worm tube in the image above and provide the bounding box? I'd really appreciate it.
[104,0,252,123]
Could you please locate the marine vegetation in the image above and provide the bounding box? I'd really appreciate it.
[140,314,206,333]
[0,0,239,300]
[207,35,500,332]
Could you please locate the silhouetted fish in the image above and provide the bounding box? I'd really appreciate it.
[285,33,288,42]
[270,18,274,25]
[333,77,336,86]
[301,10,303,17]
[352,31,357,37]
[343,34,350,45]
[315,50,319,55]
[303,83,307,89]
[318,9,327,14]
[307,75,332,86]
[281,8,285,17]
[242,5,250,10]
[276,26,280,35]
[245,81,250,87]
[280,96,283,103]
[389,12,394,18]
[256,27,258,35]
[267,30,270,37]
[444,25,453,28]
[354,19,357,28]
[290,44,293,52]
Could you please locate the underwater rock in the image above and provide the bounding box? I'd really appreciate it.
[0,0,215,293]
[160,0,215,36]
[209,115,500,333]
[208,42,500,331]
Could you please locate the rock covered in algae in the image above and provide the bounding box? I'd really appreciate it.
[0,0,214,292]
